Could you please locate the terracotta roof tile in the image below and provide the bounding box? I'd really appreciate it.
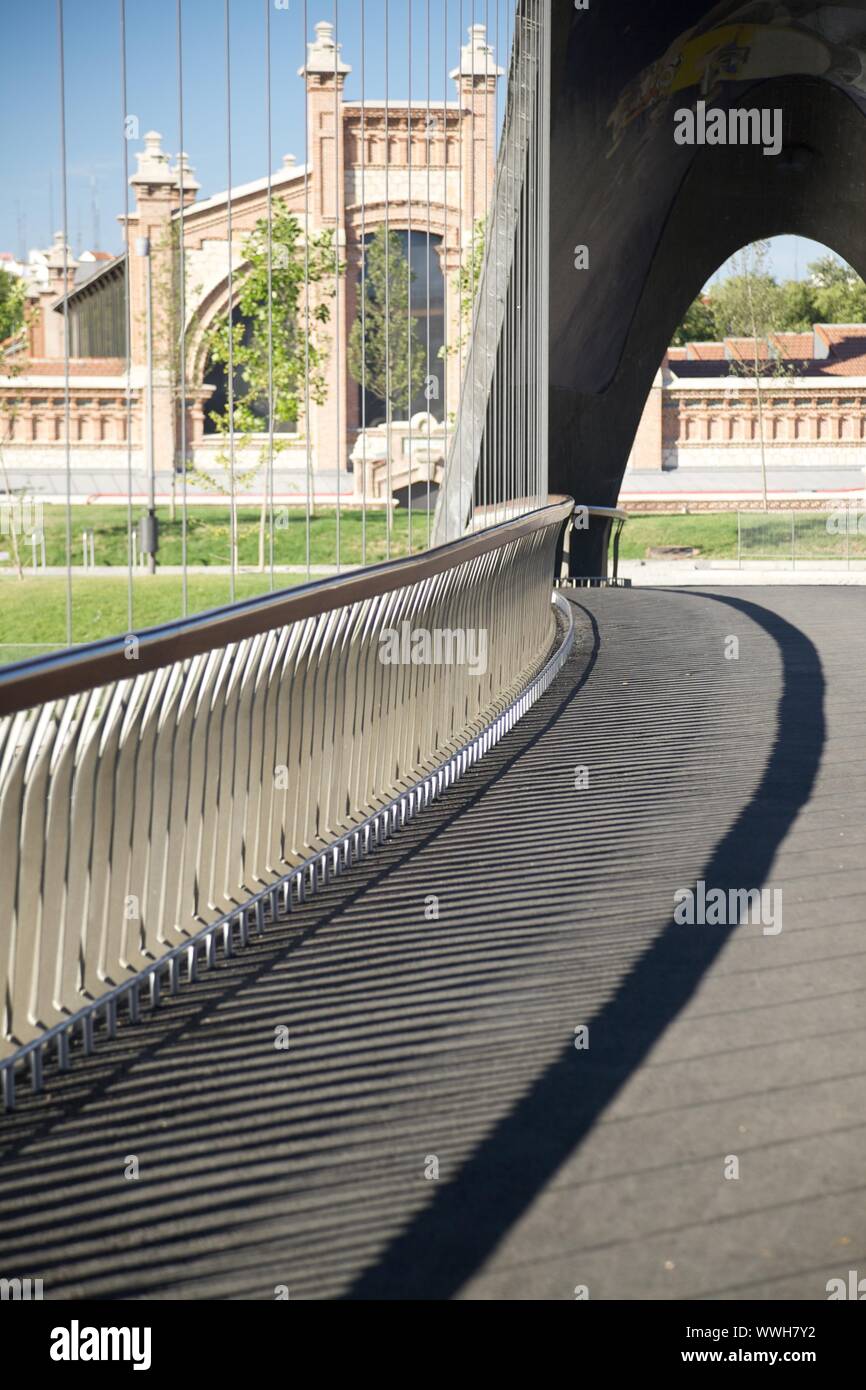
[771,332,813,356]
[687,342,727,360]
[812,350,866,376]
[813,327,866,375]
[725,337,772,360]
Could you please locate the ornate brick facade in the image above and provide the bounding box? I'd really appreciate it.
[0,20,500,503]
[628,328,866,476]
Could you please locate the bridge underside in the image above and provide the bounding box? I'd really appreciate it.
[0,585,862,1300]
[549,2,866,572]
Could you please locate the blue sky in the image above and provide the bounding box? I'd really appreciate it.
[707,235,843,287]
[0,0,507,257]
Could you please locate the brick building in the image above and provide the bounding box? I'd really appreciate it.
[0,21,500,505]
[628,325,866,491]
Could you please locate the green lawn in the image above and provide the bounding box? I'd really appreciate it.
[0,574,305,655]
[0,505,432,572]
[618,511,866,561]
[618,513,740,560]
[6,506,860,572]
[1,511,862,664]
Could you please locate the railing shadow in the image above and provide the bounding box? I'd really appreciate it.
[345,591,826,1298]
[0,590,826,1301]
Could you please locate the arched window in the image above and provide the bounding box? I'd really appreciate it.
[356,229,445,428]
[202,305,296,435]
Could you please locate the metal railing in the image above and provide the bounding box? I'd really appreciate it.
[0,495,573,1103]
[559,505,629,585]
[434,0,551,541]
[737,508,866,568]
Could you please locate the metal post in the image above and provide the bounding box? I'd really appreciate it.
[539,0,551,502]
[846,501,850,570]
[136,235,157,575]
[146,247,156,574]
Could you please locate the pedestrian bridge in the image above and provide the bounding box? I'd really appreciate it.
[2,0,866,1302]
[0,582,863,1300]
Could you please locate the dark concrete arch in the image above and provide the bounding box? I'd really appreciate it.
[549,2,866,571]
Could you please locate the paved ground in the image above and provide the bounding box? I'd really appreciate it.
[621,464,866,495]
[622,561,866,585]
[0,585,864,1300]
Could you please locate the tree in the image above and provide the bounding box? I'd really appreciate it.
[777,278,818,333]
[201,201,341,569]
[0,277,36,578]
[0,269,25,345]
[808,255,866,323]
[670,294,715,345]
[808,254,857,289]
[713,241,790,511]
[668,247,866,511]
[347,226,426,419]
[671,253,866,345]
[446,217,486,359]
[0,326,28,579]
[709,267,781,341]
[435,216,487,427]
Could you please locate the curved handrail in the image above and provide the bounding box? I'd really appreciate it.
[581,505,627,521]
[566,503,629,582]
[0,496,575,716]
[0,496,574,1072]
